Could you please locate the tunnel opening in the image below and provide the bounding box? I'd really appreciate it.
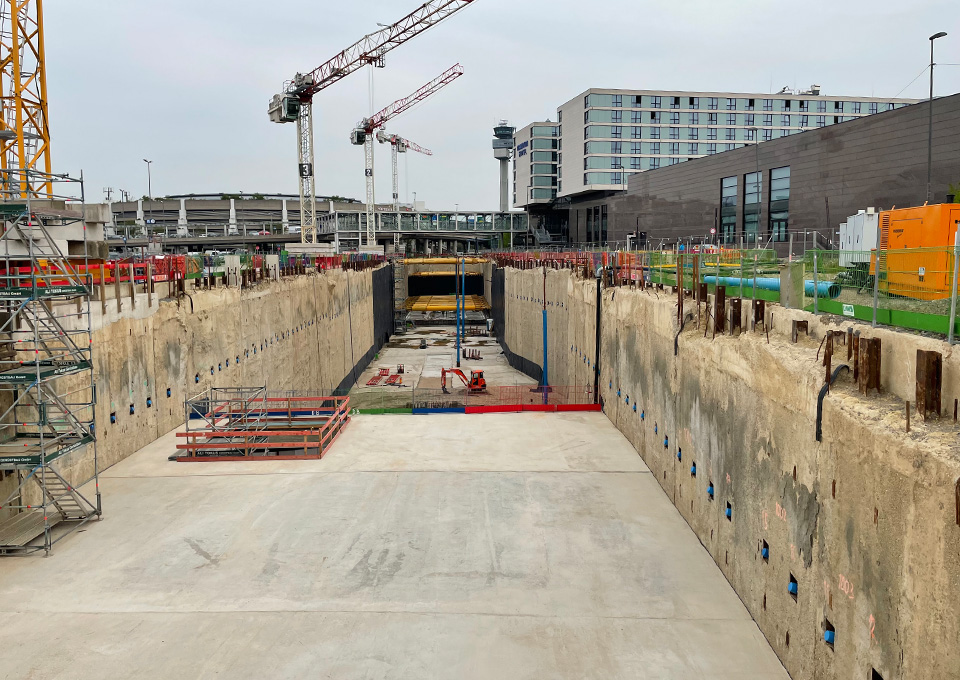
[408,274,483,297]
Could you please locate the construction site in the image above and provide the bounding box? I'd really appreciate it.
[1,2,959,680]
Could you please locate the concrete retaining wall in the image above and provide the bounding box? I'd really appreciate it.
[498,266,960,680]
[0,267,385,518]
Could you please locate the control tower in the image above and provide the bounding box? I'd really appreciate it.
[492,121,516,213]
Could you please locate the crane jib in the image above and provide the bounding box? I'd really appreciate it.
[299,0,476,97]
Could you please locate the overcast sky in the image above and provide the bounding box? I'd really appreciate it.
[46,0,959,209]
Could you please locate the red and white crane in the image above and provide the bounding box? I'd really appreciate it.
[268,1,476,245]
[350,64,462,246]
[376,131,432,212]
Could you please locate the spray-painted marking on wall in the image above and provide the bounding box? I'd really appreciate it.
[869,614,876,643]
[775,502,788,522]
[838,573,855,600]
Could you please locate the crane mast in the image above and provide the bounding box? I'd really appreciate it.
[350,64,462,247]
[0,0,52,198]
[268,0,476,246]
[376,131,433,212]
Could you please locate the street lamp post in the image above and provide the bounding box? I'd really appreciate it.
[143,159,153,199]
[749,127,761,249]
[927,31,947,203]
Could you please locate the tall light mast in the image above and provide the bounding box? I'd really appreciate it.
[0,0,53,197]
[350,64,462,247]
[268,0,477,245]
[376,133,432,213]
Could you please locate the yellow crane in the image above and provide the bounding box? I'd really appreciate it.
[0,0,52,198]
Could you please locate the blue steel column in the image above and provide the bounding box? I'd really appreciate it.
[455,256,461,367]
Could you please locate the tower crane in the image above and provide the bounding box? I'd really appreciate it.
[349,64,462,247]
[267,0,476,246]
[376,131,432,212]
[0,0,52,198]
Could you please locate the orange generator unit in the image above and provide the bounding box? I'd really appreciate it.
[870,203,960,300]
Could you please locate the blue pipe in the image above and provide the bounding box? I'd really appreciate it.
[702,275,841,299]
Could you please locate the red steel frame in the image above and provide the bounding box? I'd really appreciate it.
[176,396,351,462]
[294,0,475,101]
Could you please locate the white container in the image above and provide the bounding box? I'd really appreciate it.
[839,208,879,267]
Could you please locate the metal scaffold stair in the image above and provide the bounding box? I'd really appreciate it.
[0,169,101,556]
[393,259,406,334]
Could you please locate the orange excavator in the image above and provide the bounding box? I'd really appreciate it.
[441,368,487,394]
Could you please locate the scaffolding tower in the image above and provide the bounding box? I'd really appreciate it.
[0,168,101,555]
[393,258,406,335]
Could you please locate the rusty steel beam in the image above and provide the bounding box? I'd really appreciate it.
[916,349,942,421]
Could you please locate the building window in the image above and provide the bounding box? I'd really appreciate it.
[689,97,700,109]
[781,114,791,127]
[650,111,662,123]
[630,142,642,154]
[769,166,790,242]
[612,110,622,123]
[726,98,737,110]
[631,126,642,139]
[611,126,622,138]
[631,95,643,107]
[558,110,562,123]
[689,112,699,125]
[763,114,773,126]
[688,143,699,155]
[611,157,623,169]
[601,205,608,243]
[649,126,661,139]
[887,102,895,111]
[630,157,642,170]
[727,113,737,126]
[649,158,661,170]
[762,129,772,142]
[612,95,622,107]
[744,171,761,246]
[651,96,661,108]
[725,128,736,140]
[671,96,681,109]
[853,102,862,114]
[669,142,680,155]
[688,127,699,140]
[631,110,643,124]
[816,116,826,127]
[746,128,756,141]
[708,97,719,110]
[763,99,773,111]
[745,114,755,127]
[720,176,738,245]
[707,143,717,155]
[650,142,661,155]
[670,112,680,125]
[747,98,755,111]
[869,102,878,114]
[834,101,843,111]
[799,115,809,128]
[781,100,791,111]
[817,100,826,113]
[707,128,717,140]
[669,127,679,139]
[611,141,622,154]
[834,116,841,124]
[725,143,736,151]
[708,112,718,125]
[799,100,808,112]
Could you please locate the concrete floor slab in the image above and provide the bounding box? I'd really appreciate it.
[0,413,788,679]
